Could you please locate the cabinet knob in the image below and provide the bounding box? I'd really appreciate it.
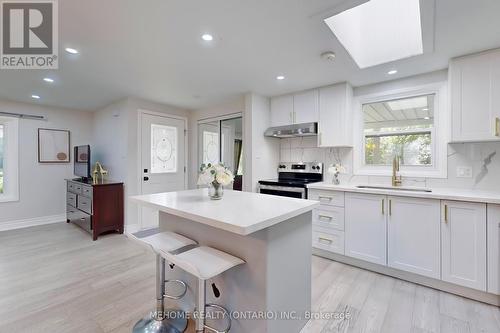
[143,176,149,181]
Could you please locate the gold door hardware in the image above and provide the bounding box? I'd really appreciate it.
[495,117,500,137]
[389,199,392,216]
[318,215,333,221]
[444,204,448,223]
[382,199,385,215]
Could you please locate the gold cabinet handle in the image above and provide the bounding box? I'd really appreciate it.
[389,199,392,216]
[318,237,333,244]
[444,204,448,223]
[495,117,500,137]
[318,215,333,221]
[382,199,385,215]
[318,196,332,202]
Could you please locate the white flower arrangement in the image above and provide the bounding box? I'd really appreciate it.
[327,163,346,185]
[327,163,346,176]
[197,163,235,187]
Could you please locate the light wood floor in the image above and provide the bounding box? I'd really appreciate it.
[0,223,498,333]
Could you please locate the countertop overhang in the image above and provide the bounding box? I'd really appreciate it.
[130,189,319,235]
[308,182,500,204]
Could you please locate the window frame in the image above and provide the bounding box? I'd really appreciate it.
[0,116,19,203]
[353,82,448,178]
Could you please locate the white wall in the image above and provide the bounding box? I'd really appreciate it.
[188,97,245,189]
[244,93,280,192]
[0,99,93,229]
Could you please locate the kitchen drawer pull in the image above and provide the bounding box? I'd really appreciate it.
[318,215,333,221]
[495,117,500,137]
[318,237,333,244]
[318,196,332,201]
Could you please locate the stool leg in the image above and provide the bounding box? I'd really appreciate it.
[196,279,206,332]
[155,254,166,320]
[132,254,187,333]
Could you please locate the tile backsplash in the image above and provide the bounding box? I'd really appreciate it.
[279,137,500,191]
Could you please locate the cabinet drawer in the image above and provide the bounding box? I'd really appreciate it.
[67,204,89,221]
[67,192,77,207]
[67,181,83,194]
[312,227,344,255]
[313,206,345,231]
[81,185,93,198]
[309,190,344,207]
[77,195,92,214]
[72,213,92,233]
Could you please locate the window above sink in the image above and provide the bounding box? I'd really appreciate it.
[353,82,448,179]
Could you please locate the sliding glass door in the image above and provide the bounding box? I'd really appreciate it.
[198,115,243,191]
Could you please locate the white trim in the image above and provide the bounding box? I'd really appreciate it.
[0,116,19,202]
[136,109,189,230]
[353,82,448,178]
[0,214,66,232]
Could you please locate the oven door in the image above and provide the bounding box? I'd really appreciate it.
[258,184,306,199]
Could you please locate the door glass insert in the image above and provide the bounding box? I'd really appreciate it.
[151,124,177,173]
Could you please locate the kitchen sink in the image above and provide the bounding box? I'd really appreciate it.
[356,185,432,193]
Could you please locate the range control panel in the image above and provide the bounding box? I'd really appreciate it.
[277,162,323,174]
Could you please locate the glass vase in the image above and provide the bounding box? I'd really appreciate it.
[208,183,224,200]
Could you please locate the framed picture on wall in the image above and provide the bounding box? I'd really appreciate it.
[38,128,71,163]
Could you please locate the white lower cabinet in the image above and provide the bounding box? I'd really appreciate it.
[312,226,344,255]
[487,204,500,295]
[387,196,441,279]
[345,193,387,265]
[441,201,487,291]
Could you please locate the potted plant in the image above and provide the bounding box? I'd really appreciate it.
[198,163,235,200]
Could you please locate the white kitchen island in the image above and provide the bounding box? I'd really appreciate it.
[130,188,319,333]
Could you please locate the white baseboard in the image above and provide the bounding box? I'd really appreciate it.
[0,214,66,232]
[124,223,140,234]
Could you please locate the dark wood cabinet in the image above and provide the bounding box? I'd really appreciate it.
[66,179,124,240]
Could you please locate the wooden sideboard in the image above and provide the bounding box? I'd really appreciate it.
[66,179,124,240]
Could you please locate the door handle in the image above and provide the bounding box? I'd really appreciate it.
[495,117,500,137]
[381,199,385,215]
[143,176,149,181]
[444,204,448,223]
[389,199,392,216]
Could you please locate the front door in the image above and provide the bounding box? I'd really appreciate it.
[140,112,186,228]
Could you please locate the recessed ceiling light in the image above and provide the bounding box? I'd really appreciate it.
[424,116,430,120]
[324,0,423,68]
[276,75,285,80]
[31,94,40,99]
[201,34,213,41]
[65,47,79,54]
[43,78,54,83]
[387,69,398,75]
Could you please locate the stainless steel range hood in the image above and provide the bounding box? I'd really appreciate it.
[264,122,318,138]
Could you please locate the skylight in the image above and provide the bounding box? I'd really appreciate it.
[324,0,423,68]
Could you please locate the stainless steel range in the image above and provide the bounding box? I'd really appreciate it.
[258,162,323,199]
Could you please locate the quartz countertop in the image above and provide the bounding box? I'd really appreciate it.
[130,189,319,235]
[307,182,500,204]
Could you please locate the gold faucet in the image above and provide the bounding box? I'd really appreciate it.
[92,162,108,184]
[392,155,402,187]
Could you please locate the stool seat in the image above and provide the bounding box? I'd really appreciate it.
[129,228,196,253]
[161,246,245,280]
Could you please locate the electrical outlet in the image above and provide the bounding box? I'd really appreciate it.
[456,166,473,178]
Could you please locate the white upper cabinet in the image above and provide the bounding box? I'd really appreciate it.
[270,90,319,127]
[345,192,387,265]
[318,83,353,147]
[293,90,319,124]
[487,204,500,295]
[441,201,487,291]
[450,49,500,142]
[387,196,441,279]
[270,95,294,127]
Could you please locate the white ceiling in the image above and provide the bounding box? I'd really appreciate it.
[0,0,499,111]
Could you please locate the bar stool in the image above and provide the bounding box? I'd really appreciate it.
[128,229,197,333]
[161,246,245,333]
